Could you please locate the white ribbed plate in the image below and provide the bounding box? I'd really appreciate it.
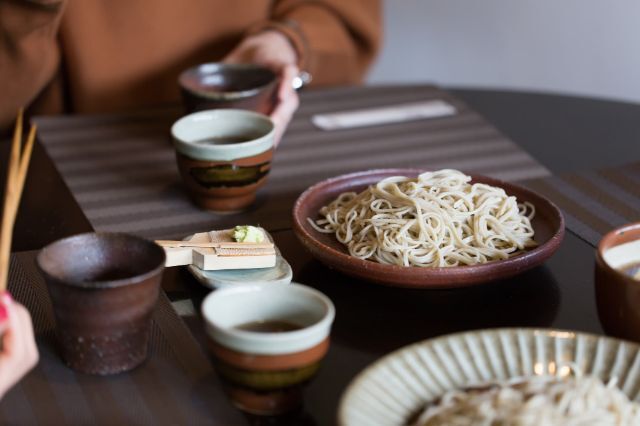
[339,328,640,426]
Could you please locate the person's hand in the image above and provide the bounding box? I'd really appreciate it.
[223,30,300,146]
[0,293,39,399]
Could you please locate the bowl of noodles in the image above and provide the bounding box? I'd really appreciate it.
[292,169,564,288]
[338,328,640,426]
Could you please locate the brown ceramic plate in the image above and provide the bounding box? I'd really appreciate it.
[292,169,565,289]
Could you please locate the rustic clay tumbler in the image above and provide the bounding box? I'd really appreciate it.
[179,63,278,114]
[202,283,335,415]
[171,109,275,212]
[595,222,640,342]
[36,233,165,375]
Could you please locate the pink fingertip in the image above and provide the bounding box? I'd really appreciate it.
[1,292,12,306]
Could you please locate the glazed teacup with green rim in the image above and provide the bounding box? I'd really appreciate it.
[201,283,335,415]
[171,109,275,212]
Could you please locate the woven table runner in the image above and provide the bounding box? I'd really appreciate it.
[525,162,640,246]
[35,85,549,240]
[0,251,243,425]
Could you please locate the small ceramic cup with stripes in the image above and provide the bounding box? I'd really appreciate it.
[171,109,275,212]
[596,222,640,342]
[201,283,335,415]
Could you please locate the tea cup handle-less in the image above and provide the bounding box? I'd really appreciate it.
[171,109,275,212]
[595,223,640,342]
[36,233,165,375]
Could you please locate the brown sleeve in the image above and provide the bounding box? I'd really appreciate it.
[0,0,65,131]
[251,0,381,87]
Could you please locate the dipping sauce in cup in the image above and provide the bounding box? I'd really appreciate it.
[36,233,165,375]
[179,63,278,114]
[201,283,335,415]
[172,109,275,212]
[595,222,640,341]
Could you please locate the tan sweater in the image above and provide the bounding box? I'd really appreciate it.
[0,0,381,131]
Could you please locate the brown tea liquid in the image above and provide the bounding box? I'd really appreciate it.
[196,134,262,145]
[234,320,303,333]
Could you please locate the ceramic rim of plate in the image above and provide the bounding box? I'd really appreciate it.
[171,109,275,162]
[338,328,640,426]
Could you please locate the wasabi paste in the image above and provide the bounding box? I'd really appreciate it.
[233,225,265,243]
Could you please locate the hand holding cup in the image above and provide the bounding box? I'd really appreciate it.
[223,30,301,146]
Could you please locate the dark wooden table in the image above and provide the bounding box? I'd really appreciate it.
[3,87,640,425]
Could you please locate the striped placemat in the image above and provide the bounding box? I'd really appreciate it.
[525,162,640,246]
[35,85,549,240]
[0,251,243,425]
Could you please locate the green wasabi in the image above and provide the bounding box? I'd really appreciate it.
[232,225,265,243]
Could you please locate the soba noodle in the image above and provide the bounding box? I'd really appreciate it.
[413,373,640,426]
[309,169,536,267]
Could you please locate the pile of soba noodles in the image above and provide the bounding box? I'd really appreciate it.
[413,374,640,426]
[309,169,537,267]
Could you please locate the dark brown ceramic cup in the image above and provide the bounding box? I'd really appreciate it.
[36,233,166,375]
[595,223,640,342]
[179,63,278,114]
[202,283,335,415]
[171,109,275,212]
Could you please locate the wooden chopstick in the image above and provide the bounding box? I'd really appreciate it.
[13,125,35,210]
[0,110,36,292]
[8,111,22,189]
[155,240,274,249]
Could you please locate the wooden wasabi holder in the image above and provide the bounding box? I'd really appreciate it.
[156,228,276,271]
